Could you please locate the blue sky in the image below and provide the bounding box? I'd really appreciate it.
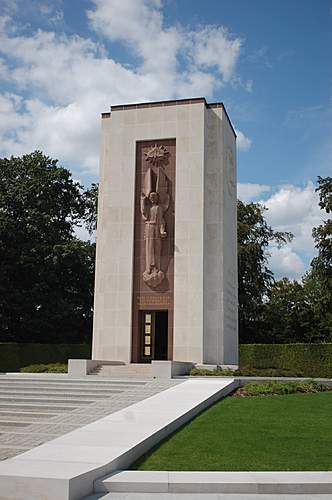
[0,0,331,279]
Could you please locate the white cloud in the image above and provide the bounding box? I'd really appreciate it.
[236,129,252,151]
[0,3,245,174]
[259,182,327,280]
[87,0,179,79]
[189,26,242,82]
[269,246,305,281]
[87,1,242,84]
[245,79,253,92]
[262,182,324,257]
[237,182,271,202]
[237,181,326,280]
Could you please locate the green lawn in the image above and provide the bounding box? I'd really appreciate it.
[134,393,332,471]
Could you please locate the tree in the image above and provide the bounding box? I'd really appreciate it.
[303,176,332,341]
[237,200,292,343]
[248,176,332,345]
[82,182,99,235]
[0,151,95,343]
[311,176,332,276]
[259,278,322,343]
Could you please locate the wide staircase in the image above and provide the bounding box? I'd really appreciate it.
[89,362,153,379]
[0,374,149,461]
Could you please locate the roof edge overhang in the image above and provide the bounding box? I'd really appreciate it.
[101,97,236,138]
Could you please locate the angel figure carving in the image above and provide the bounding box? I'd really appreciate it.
[140,163,169,288]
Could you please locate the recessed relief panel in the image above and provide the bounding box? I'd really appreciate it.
[132,140,175,362]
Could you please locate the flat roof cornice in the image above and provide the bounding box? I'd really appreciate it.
[102,97,236,137]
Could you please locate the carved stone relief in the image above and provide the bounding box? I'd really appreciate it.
[140,145,170,288]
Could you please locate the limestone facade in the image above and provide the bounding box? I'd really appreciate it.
[92,98,238,365]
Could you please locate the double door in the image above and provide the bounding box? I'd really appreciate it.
[141,310,168,362]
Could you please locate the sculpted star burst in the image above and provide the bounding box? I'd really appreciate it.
[144,144,169,166]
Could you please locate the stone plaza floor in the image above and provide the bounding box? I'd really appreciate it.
[0,373,182,461]
[0,377,330,500]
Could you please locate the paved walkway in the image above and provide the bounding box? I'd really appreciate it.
[0,378,236,500]
[0,374,181,460]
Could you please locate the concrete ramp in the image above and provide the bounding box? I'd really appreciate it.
[0,378,237,500]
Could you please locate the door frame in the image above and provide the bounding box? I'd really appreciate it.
[139,310,169,363]
[140,310,155,363]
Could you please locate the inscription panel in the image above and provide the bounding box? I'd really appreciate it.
[137,296,171,307]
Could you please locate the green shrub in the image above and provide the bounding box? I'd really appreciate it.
[190,367,235,377]
[235,380,330,397]
[20,363,67,373]
[190,366,305,377]
[236,367,305,377]
[0,343,91,372]
[240,343,332,378]
[190,344,332,378]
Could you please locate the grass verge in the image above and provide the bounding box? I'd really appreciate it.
[134,392,332,471]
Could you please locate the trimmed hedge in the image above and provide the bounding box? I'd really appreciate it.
[0,343,91,372]
[1,343,331,377]
[21,363,68,373]
[234,381,331,397]
[240,343,332,378]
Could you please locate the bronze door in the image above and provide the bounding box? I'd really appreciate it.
[140,311,168,362]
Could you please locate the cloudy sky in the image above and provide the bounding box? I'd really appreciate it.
[0,0,331,280]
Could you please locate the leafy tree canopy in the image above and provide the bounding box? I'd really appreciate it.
[304,176,332,341]
[0,151,95,343]
[82,182,98,236]
[311,176,332,275]
[237,200,292,342]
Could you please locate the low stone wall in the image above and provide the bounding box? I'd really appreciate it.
[68,360,194,378]
[152,361,195,378]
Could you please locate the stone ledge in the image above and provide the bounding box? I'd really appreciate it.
[95,471,332,495]
[68,360,195,379]
[181,376,332,388]
[151,361,195,378]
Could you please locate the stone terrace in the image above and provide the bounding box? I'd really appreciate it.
[0,373,181,461]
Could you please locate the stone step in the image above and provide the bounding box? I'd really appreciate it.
[0,396,96,404]
[0,379,146,388]
[0,413,59,421]
[0,382,130,388]
[0,444,31,451]
[0,381,132,392]
[95,471,332,495]
[91,363,153,379]
[0,422,30,428]
[0,374,146,383]
[0,409,62,417]
[0,403,77,412]
[94,367,152,373]
[0,382,136,392]
[0,376,135,383]
[93,373,151,380]
[0,389,122,397]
